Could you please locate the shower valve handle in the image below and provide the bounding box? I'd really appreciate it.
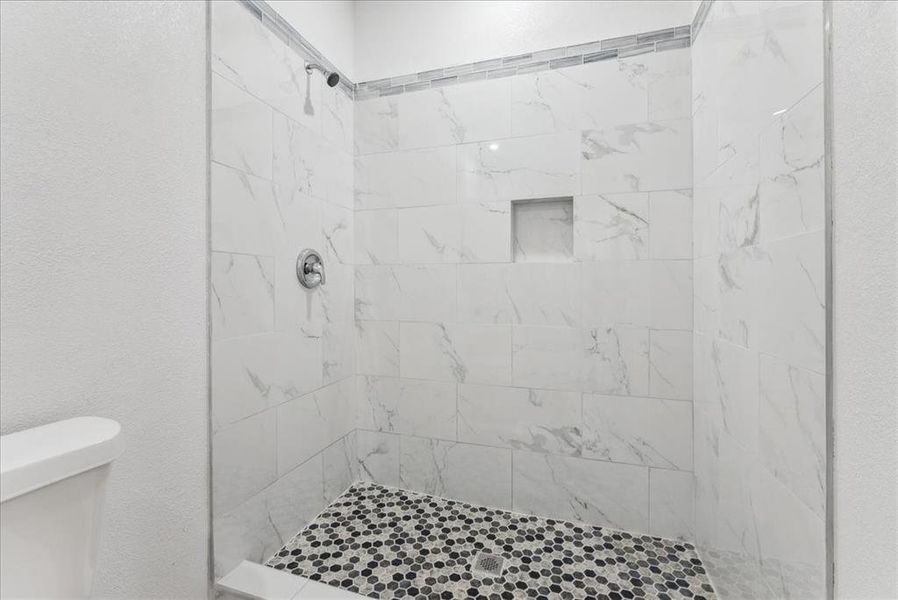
[296,249,326,289]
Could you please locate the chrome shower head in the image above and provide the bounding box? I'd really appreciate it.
[305,63,340,87]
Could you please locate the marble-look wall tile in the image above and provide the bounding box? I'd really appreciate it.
[753,467,825,600]
[395,265,457,323]
[270,113,315,199]
[322,86,354,156]
[754,2,824,126]
[512,452,649,532]
[717,245,766,347]
[708,338,760,453]
[505,263,580,326]
[323,433,357,502]
[355,147,456,209]
[356,430,400,486]
[646,48,692,121]
[211,1,358,576]
[211,73,273,180]
[397,379,457,440]
[692,187,720,259]
[320,261,354,323]
[355,209,398,265]
[512,199,574,262]
[355,265,400,321]
[649,190,692,259]
[211,330,321,430]
[457,132,580,202]
[400,322,512,385]
[355,96,399,155]
[457,384,582,456]
[582,394,692,470]
[460,201,512,263]
[581,119,691,194]
[649,329,693,400]
[321,202,353,266]
[580,326,649,396]
[759,84,824,242]
[211,252,275,340]
[341,33,698,541]
[649,260,692,330]
[272,113,352,208]
[718,184,760,252]
[692,1,825,593]
[212,163,278,256]
[649,468,695,541]
[400,436,512,510]
[398,78,511,150]
[211,0,319,133]
[213,453,325,577]
[581,262,651,327]
[356,375,400,433]
[573,193,649,260]
[212,409,278,515]
[755,230,825,374]
[457,264,515,325]
[511,326,584,391]
[512,326,649,395]
[692,255,720,337]
[759,355,825,518]
[322,320,355,384]
[581,327,650,396]
[258,454,327,556]
[276,379,352,475]
[355,320,399,377]
[398,205,461,263]
[510,57,648,137]
[356,376,457,441]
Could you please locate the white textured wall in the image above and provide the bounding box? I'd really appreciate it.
[831,1,898,597]
[267,0,356,79]
[0,1,209,597]
[353,1,693,81]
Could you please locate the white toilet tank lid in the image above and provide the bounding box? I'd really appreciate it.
[0,417,124,503]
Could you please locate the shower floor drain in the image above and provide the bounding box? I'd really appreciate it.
[470,552,505,578]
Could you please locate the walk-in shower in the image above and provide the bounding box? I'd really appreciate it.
[210,1,830,598]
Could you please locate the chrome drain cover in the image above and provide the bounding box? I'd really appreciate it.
[471,552,505,577]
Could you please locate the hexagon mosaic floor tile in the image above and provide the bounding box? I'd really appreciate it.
[266,482,717,600]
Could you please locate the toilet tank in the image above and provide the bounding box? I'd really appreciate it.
[0,417,124,598]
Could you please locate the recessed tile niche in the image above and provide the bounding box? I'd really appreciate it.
[511,197,574,263]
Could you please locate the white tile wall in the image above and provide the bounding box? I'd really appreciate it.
[399,436,513,509]
[350,41,694,541]
[457,133,580,202]
[512,452,650,532]
[691,2,826,597]
[210,0,355,578]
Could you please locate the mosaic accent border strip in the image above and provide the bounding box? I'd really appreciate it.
[237,0,357,97]
[691,0,715,43]
[355,25,692,99]
[239,0,693,101]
